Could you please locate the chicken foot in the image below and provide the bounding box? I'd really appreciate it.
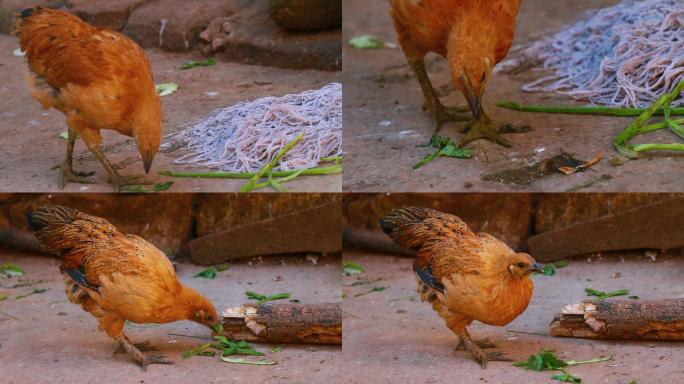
[458,329,511,369]
[408,59,470,131]
[458,113,530,148]
[116,334,173,371]
[90,146,153,191]
[59,128,96,189]
[113,340,159,354]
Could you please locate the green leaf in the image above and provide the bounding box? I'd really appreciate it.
[542,265,556,276]
[513,349,567,371]
[213,323,223,334]
[0,264,24,278]
[14,288,47,300]
[180,57,216,70]
[245,291,291,304]
[348,35,385,49]
[413,134,471,170]
[343,261,363,275]
[195,267,217,279]
[213,336,264,357]
[156,83,179,96]
[152,181,174,192]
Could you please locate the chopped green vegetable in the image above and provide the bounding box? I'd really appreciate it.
[195,267,218,279]
[15,288,48,300]
[538,261,569,276]
[220,357,277,365]
[413,134,471,170]
[183,343,216,359]
[271,346,283,353]
[213,336,264,356]
[240,132,305,192]
[121,182,174,194]
[354,286,386,297]
[343,261,363,275]
[245,291,291,304]
[513,349,567,371]
[59,131,69,140]
[348,35,385,49]
[0,264,24,278]
[156,83,179,96]
[180,58,216,70]
[551,370,582,383]
[213,323,224,334]
[585,288,630,300]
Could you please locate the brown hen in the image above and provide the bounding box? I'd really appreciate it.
[13,7,161,190]
[381,207,542,368]
[29,205,217,371]
[389,0,529,147]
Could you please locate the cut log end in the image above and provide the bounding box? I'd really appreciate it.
[550,299,684,341]
[219,302,342,345]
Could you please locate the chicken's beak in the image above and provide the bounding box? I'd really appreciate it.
[459,74,482,118]
[530,262,544,273]
[142,153,154,174]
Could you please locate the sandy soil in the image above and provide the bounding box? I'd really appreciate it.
[342,0,684,192]
[0,251,342,384]
[342,250,684,384]
[0,35,341,193]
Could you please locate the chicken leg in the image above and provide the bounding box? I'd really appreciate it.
[117,334,173,371]
[407,58,470,131]
[457,328,511,369]
[59,128,95,189]
[90,146,153,192]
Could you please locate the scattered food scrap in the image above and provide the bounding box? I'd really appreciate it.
[0,264,24,278]
[343,261,363,275]
[195,264,229,279]
[482,153,600,185]
[514,349,610,383]
[180,58,216,70]
[413,134,472,170]
[348,35,390,49]
[156,83,179,96]
[584,288,630,300]
[14,288,48,300]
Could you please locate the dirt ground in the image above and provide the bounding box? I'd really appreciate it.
[0,251,342,384]
[342,0,684,192]
[0,34,341,193]
[343,250,684,384]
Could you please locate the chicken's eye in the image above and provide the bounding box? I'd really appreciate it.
[207,315,213,321]
[516,262,526,268]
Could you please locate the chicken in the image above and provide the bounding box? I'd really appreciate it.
[389,0,529,147]
[380,207,542,368]
[13,7,161,190]
[28,205,217,370]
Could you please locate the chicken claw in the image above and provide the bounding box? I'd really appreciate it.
[460,330,510,369]
[113,340,158,354]
[458,114,531,148]
[118,335,173,371]
[59,164,96,189]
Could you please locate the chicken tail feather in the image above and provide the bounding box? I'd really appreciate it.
[414,265,444,293]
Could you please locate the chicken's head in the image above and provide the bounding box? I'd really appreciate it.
[132,93,162,174]
[450,55,493,119]
[506,253,543,278]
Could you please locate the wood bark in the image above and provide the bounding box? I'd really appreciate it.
[220,302,341,344]
[528,197,684,262]
[550,299,684,340]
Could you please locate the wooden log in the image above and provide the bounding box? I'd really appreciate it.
[550,299,684,340]
[189,202,341,265]
[528,196,684,262]
[220,303,341,345]
[342,226,415,257]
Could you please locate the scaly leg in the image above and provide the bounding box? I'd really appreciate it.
[90,146,152,191]
[458,111,531,148]
[116,334,173,371]
[59,128,95,189]
[460,328,511,369]
[113,340,158,354]
[407,59,470,132]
